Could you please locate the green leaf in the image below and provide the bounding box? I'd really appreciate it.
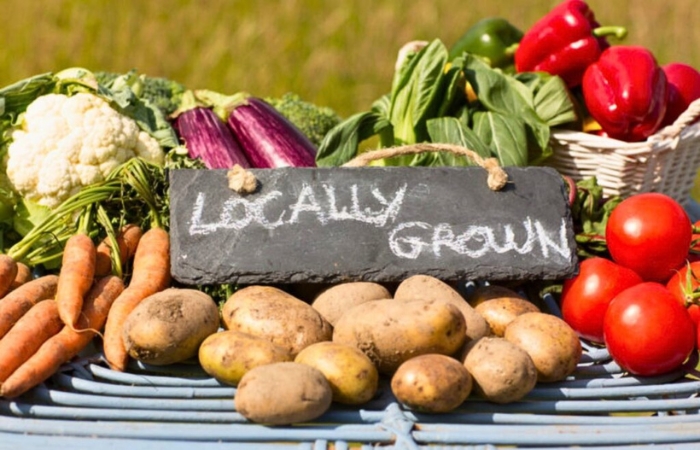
[388,39,450,144]
[424,117,492,166]
[315,111,393,167]
[472,111,528,166]
[533,75,578,127]
[462,55,552,164]
[99,72,180,149]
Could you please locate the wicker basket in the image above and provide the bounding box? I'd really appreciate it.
[545,98,700,206]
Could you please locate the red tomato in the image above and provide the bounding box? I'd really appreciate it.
[560,257,643,344]
[666,261,700,325]
[603,282,696,376]
[605,193,692,283]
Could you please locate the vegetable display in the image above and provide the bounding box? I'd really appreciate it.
[1,0,700,427]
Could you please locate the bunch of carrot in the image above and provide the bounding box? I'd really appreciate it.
[0,157,173,398]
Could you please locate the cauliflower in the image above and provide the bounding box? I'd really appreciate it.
[5,92,165,208]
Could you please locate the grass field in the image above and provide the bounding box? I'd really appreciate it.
[2,0,699,117]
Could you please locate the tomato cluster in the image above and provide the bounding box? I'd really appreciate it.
[561,193,698,376]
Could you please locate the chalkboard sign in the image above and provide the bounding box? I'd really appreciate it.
[168,166,578,285]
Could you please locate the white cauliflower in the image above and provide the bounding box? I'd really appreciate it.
[5,92,165,208]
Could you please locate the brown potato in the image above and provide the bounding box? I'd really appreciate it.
[221,285,332,357]
[393,275,490,341]
[504,312,582,383]
[461,336,537,404]
[311,282,392,326]
[235,362,332,425]
[198,330,293,386]
[295,341,379,405]
[333,298,466,375]
[122,288,220,366]
[471,286,540,337]
[391,354,472,413]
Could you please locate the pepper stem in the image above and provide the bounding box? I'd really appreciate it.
[592,26,628,41]
[504,42,519,57]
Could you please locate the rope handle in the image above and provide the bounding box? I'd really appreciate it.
[342,143,509,191]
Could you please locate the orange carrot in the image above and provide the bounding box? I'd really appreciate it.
[0,275,125,398]
[55,233,97,328]
[0,255,18,300]
[103,227,171,371]
[9,262,32,292]
[0,300,63,382]
[95,224,144,277]
[0,275,59,339]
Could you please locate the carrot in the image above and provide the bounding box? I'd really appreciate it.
[0,274,59,339]
[9,262,32,292]
[0,255,18,300]
[0,275,125,398]
[0,300,63,382]
[103,227,171,371]
[94,224,143,278]
[55,233,97,329]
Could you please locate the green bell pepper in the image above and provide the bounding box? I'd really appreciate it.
[448,17,523,69]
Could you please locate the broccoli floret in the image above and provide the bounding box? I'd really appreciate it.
[94,71,186,117]
[138,75,186,117]
[265,93,342,147]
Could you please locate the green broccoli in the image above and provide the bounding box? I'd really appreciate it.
[94,71,186,117]
[265,93,342,147]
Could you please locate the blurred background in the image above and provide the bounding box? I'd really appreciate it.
[2,0,698,117]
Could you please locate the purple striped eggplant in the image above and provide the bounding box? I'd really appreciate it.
[172,91,251,169]
[196,90,317,168]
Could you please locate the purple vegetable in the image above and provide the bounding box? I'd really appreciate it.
[172,92,251,169]
[220,94,317,168]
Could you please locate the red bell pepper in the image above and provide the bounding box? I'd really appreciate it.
[661,62,700,127]
[582,46,668,142]
[514,0,626,87]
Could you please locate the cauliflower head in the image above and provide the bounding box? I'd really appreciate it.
[5,92,165,208]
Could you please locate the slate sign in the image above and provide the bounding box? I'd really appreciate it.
[168,167,578,285]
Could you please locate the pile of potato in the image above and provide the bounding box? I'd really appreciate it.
[120,275,582,425]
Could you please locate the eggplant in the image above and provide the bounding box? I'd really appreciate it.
[196,91,317,168]
[172,91,251,169]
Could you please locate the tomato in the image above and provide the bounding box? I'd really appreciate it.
[560,257,643,344]
[666,261,700,325]
[603,282,696,376]
[605,193,692,283]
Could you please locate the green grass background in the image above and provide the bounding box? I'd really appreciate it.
[2,0,698,117]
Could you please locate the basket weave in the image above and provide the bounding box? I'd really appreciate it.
[546,98,700,206]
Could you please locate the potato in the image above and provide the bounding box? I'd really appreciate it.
[391,354,472,413]
[295,341,379,405]
[393,275,489,341]
[461,336,537,404]
[504,312,582,383]
[221,285,332,357]
[470,286,540,337]
[235,362,332,425]
[312,282,392,326]
[333,298,466,375]
[123,288,220,366]
[198,330,293,386]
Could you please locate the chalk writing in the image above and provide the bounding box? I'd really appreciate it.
[188,182,569,262]
[189,182,407,234]
[388,218,571,260]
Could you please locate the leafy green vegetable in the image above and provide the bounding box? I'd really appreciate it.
[472,111,528,166]
[316,111,393,167]
[425,117,491,166]
[315,39,577,170]
[95,70,187,117]
[570,177,622,258]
